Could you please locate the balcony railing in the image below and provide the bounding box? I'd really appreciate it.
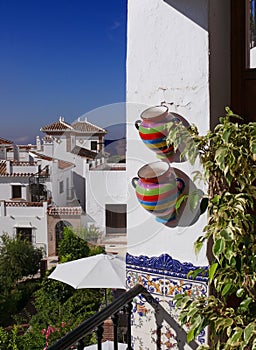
[5,201,44,207]
[11,161,37,166]
[47,284,199,350]
[47,206,82,216]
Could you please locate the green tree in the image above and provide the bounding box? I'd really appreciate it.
[88,244,105,256]
[0,234,42,327]
[168,108,256,349]
[0,233,43,291]
[19,275,103,349]
[76,225,102,244]
[0,228,105,348]
[58,227,90,263]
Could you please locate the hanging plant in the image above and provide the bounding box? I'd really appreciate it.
[167,107,256,349]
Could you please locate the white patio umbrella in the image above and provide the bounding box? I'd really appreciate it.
[48,253,126,291]
[83,340,127,350]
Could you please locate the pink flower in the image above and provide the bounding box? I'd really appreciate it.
[45,327,51,340]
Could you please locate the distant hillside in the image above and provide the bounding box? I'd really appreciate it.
[104,123,126,159]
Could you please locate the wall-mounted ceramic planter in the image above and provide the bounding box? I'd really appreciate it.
[135,105,189,161]
[132,161,185,223]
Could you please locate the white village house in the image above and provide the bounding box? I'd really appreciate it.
[0,117,127,259]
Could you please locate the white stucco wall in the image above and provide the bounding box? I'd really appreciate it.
[126,0,210,266]
[0,147,7,160]
[0,178,30,201]
[11,164,38,174]
[75,135,99,151]
[53,135,68,158]
[50,162,74,207]
[85,170,127,234]
[127,0,210,134]
[0,201,48,254]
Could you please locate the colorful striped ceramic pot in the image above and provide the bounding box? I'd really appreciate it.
[132,161,185,223]
[135,105,182,160]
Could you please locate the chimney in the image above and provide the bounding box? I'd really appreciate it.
[36,136,41,151]
[43,139,53,157]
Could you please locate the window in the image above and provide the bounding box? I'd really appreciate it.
[12,185,22,199]
[91,141,98,151]
[105,204,127,234]
[16,227,32,242]
[59,181,64,194]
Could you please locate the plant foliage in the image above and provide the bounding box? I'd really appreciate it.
[0,227,106,348]
[0,234,43,291]
[167,108,256,349]
[58,227,90,263]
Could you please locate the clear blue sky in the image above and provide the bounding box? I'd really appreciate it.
[0,0,127,143]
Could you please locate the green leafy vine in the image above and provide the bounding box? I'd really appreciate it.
[167,107,256,349]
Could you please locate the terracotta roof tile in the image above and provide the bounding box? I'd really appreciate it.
[11,161,37,166]
[71,145,97,159]
[48,206,82,216]
[40,117,72,133]
[18,145,37,150]
[72,120,106,134]
[42,135,54,142]
[0,160,34,177]
[0,137,13,145]
[0,161,7,175]
[58,160,74,169]
[5,201,44,207]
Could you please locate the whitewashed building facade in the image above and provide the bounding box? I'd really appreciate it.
[0,117,127,259]
[125,0,232,348]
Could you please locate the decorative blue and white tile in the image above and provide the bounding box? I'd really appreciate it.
[126,253,208,349]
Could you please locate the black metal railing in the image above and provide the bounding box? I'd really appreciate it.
[29,165,49,202]
[47,284,199,350]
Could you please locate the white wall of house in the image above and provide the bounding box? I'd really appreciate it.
[71,135,76,151]
[43,141,54,157]
[85,168,127,234]
[126,0,231,347]
[0,146,7,160]
[50,162,74,207]
[16,151,30,161]
[11,163,39,174]
[126,0,210,265]
[0,178,30,201]
[0,201,48,254]
[47,135,68,160]
[75,134,100,151]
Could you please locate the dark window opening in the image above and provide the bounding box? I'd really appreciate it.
[59,181,64,194]
[105,204,127,234]
[12,185,22,199]
[91,141,98,151]
[16,227,32,242]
